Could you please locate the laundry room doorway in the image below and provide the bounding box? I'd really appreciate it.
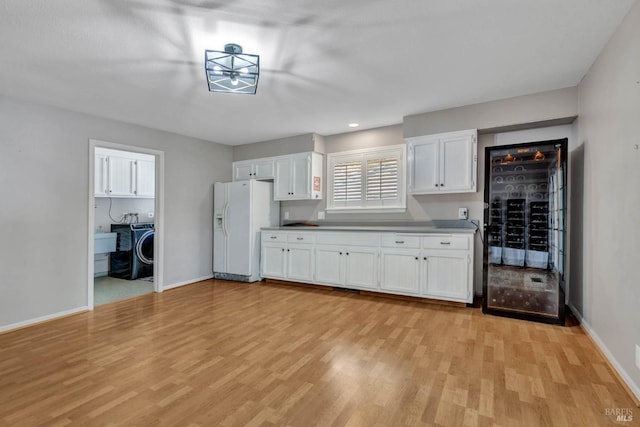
[88,140,165,309]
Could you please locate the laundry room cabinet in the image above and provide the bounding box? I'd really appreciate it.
[95,151,109,197]
[94,147,155,198]
[407,129,477,194]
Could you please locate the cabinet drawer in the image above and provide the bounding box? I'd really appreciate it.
[422,235,469,250]
[262,232,287,242]
[315,232,379,247]
[287,233,315,243]
[380,234,420,249]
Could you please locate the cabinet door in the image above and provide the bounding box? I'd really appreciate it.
[344,247,378,290]
[108,155,135,196]
[315,245,344,286]
[287,244,314,282]
[233,162,253,181]
[440,134,473,192]
[424,251,471,302]
[262,242,286,279]
[135,159,155,198]
[274,158,292,200]
[253,159,275,180]
[290,154,311,199]
[409,139,439,194]
[380,249,421,295]
[95,153,108,197]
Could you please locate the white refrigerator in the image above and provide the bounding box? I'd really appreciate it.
[213,180,279,282]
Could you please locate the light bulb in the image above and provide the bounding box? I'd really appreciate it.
[239,67,249,75]
[213,65,222,75]
[230,76,239,86]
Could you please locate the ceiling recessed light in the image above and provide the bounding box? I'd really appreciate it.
[348,123,359,128]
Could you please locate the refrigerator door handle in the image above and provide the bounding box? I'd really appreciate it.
[222,202,229,236]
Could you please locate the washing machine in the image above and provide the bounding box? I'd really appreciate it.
[110,223,154,280]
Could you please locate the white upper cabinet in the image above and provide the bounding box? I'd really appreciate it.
[232,152,323,201]
[274,152,323,201]
[135,159,155,198]
[95,147,155,198]
[232,158,275,181]
[107,154,136,197]
[407,129,477,194]
[95,152,108,197]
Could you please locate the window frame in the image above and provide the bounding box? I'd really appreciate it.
[326,144,407,213]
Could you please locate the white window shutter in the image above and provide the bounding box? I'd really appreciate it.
[333,161,363,202]
[366,157,398,200]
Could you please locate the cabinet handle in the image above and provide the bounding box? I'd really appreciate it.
[287,249,290,252]
[270,236,277,239]
[339,252,342,255]
[395,240,405,244]
[296,237,303,240]
[415,256,419,260]
[440,241,451,245]
[423,257,427,260]
[441,183,444,187]
[281,248,285,252]
[435,184,439,187]
[346,252,349,256]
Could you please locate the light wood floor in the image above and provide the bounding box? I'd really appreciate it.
[0,279,637,426]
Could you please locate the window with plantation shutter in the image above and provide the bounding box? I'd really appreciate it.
[333,160,363,202]
[327,145,406,211]
[366,157,398,200]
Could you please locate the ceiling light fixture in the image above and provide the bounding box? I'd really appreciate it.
[348,123,359,128]
[205,43,259,94]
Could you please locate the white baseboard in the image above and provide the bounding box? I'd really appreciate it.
[568,303,640,404]
[161,274,214,291]
[0,306,89,334]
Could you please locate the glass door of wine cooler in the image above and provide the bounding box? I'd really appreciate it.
[482,139,567,324]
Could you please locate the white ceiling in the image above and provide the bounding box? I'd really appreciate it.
[0,1,635,145]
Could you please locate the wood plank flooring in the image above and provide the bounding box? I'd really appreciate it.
[0,279,637,426]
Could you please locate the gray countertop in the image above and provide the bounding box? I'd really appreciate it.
[262,220,477,234]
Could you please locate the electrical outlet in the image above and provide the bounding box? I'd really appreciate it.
[636,344,640,371]
[148,212,154,218]
[317,211,325,220]
[284,211,290,220]
[458,207,468,220]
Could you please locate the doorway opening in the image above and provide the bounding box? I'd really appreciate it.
[88,140,164,309]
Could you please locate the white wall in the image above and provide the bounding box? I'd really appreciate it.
[94,197,155,232]
[403,87,578,137]
[575,1,640,400]
[0,95,232,330]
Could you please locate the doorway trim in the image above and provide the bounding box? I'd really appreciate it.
[87,139,165,310]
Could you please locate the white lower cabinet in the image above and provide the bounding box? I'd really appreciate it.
[287,244,314,282]
[315,245,344,286]
[315,244,378,290]
[260,234,314,282]
[423,251,471,301]
[261,241,286,279]
[380,249,421,295]
[261,231,473,304]
[344,247,378,290]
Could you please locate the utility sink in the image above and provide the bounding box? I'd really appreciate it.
[94,232,117,254]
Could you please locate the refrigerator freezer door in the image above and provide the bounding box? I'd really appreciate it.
[226,181,252,275]
[213,182,227,274]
